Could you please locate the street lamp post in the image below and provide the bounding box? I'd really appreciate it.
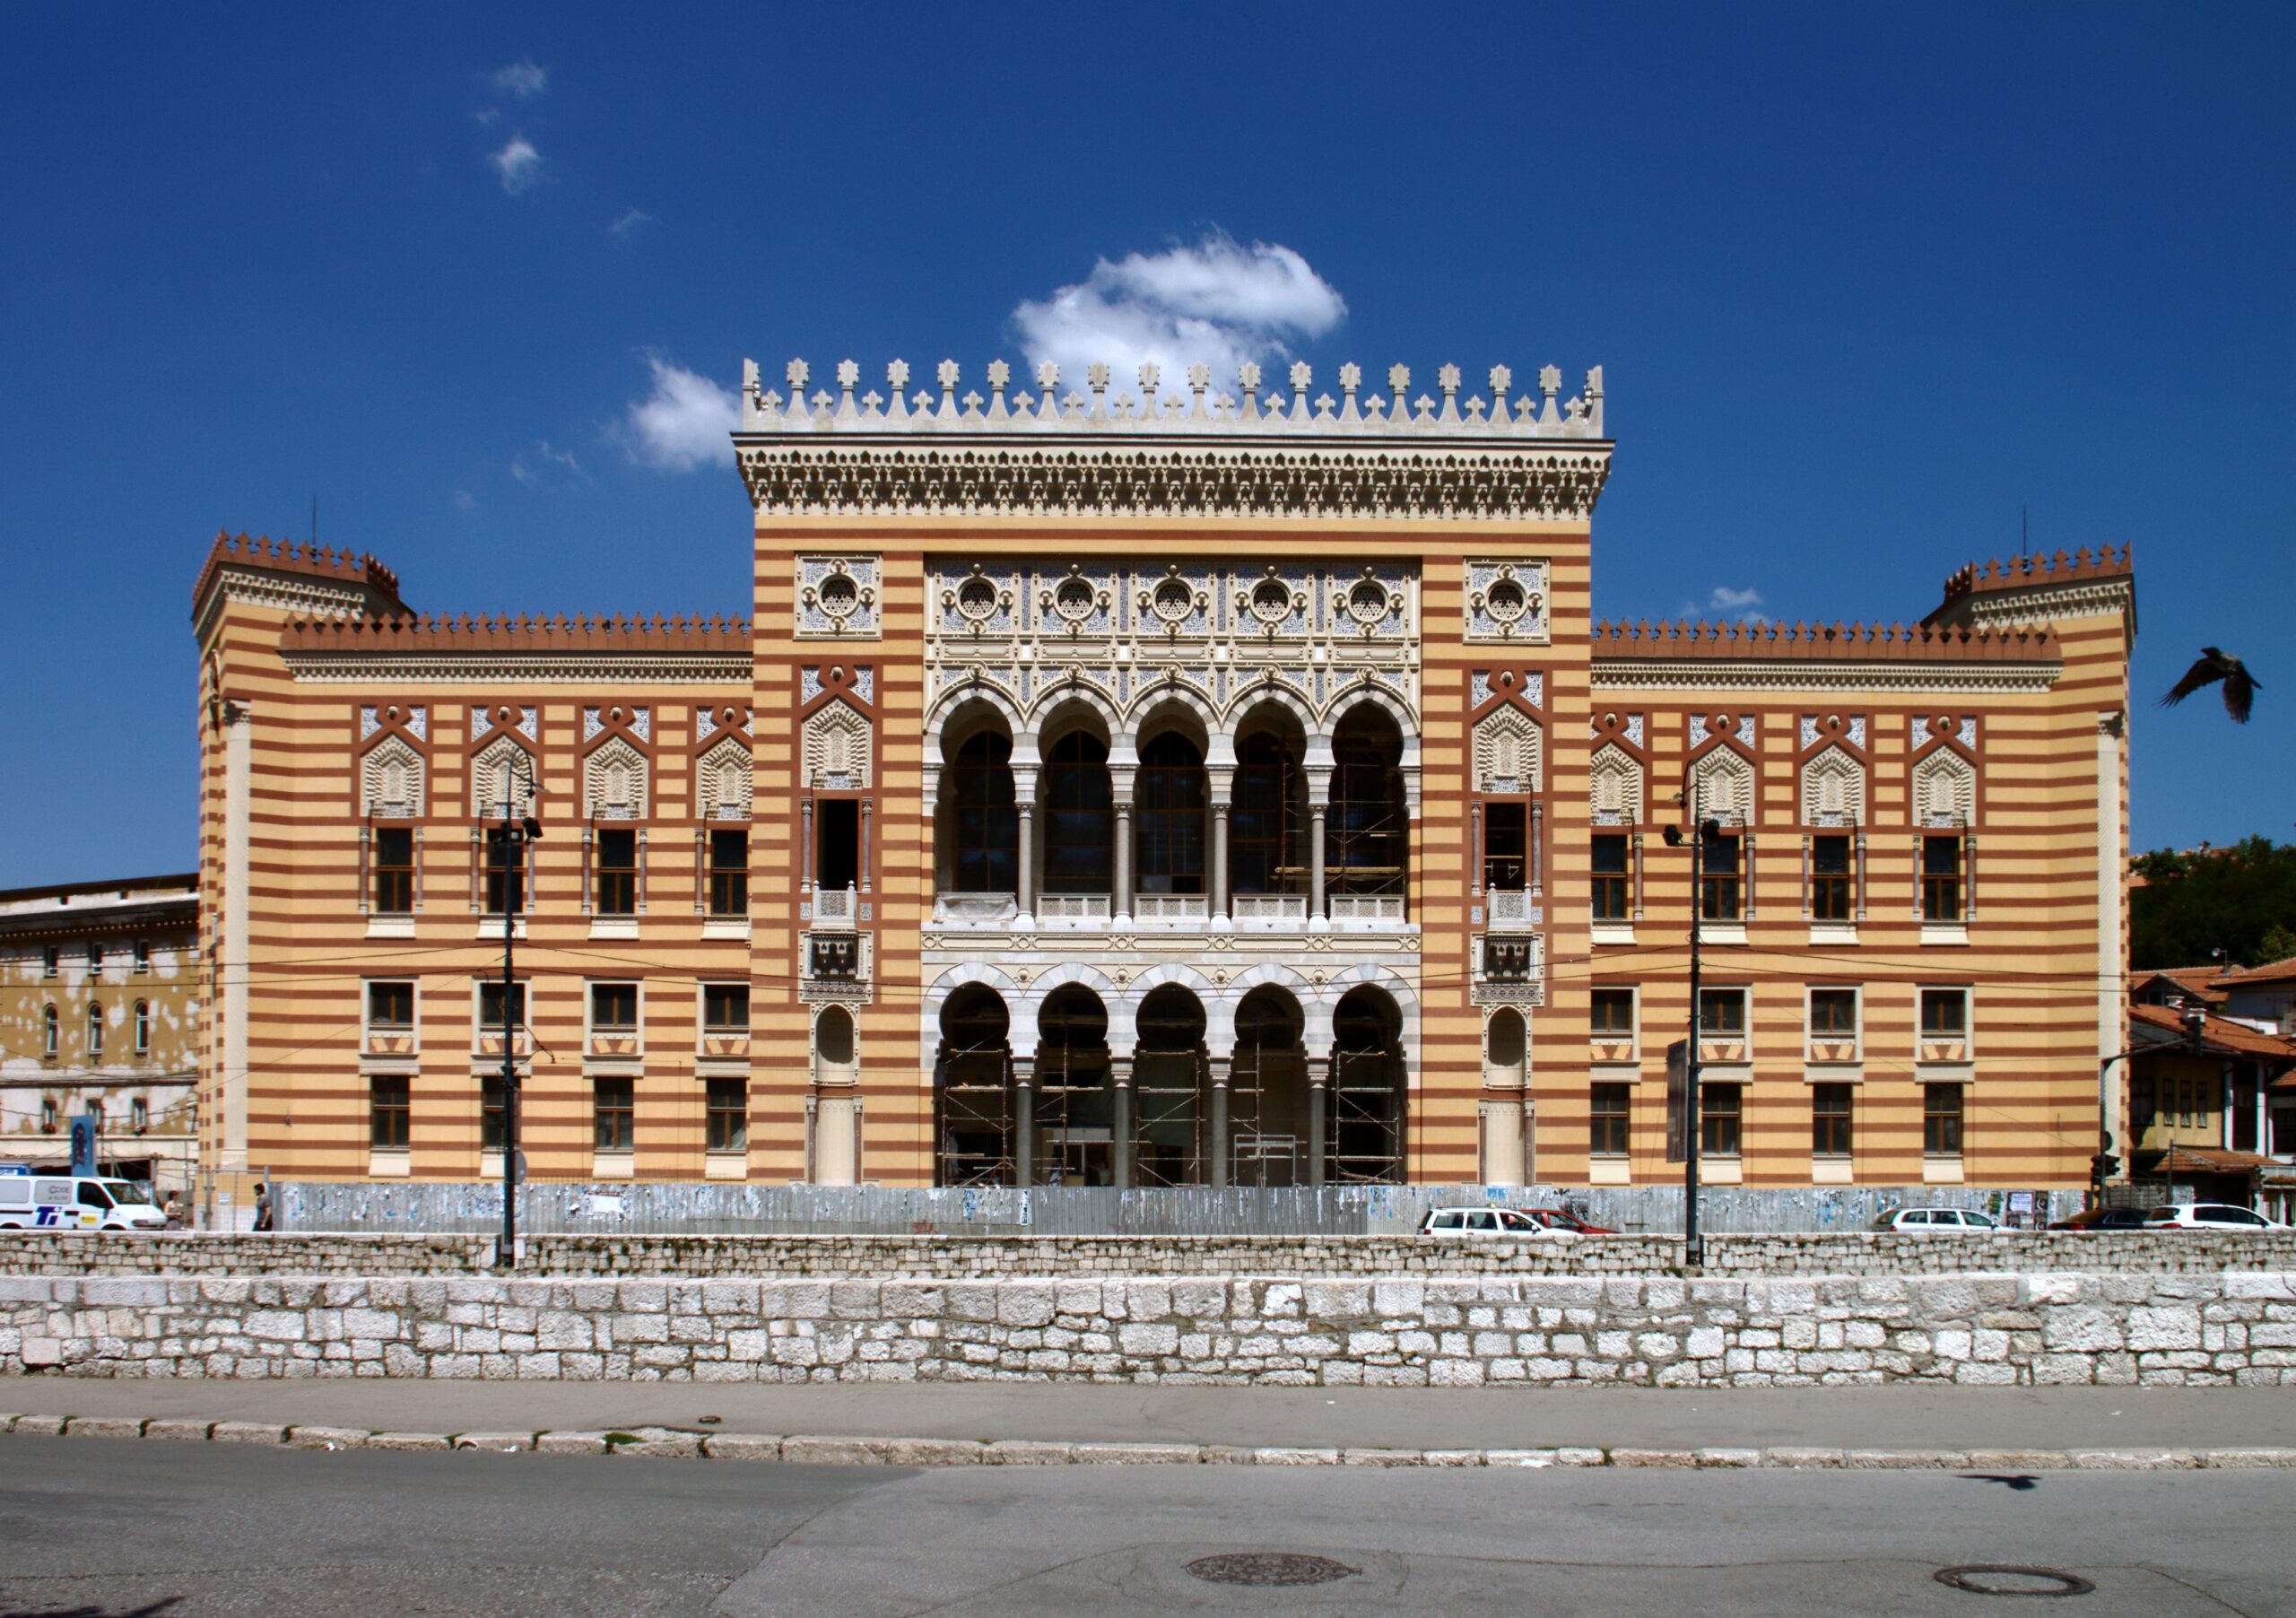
[492,758,541,1270]
[1664,782,1718,1268]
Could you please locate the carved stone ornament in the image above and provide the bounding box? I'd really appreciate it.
[1465,561,1550,643]
[796,555,881,639]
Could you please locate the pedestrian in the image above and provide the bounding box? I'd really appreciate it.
[161,1192,185,1231]
[252,1182,274,1232]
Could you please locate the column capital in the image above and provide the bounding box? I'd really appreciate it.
[1009,1055,1036,1086]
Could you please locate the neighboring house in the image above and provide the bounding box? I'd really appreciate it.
[2126,1000,2296,1219]
[2211,957,2296,1038]
[0,874,200,1199]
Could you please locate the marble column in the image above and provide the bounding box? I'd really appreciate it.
[1109,1055,1134,1189]
[1206,1056,1231,1187]
[1011,1056,1036,1187]
[1209,796,1232,926]
[1306,767,1331,931]
[1112,798,1135,925]
[1013,767,1039,927]
[1306,1055,1331,1187]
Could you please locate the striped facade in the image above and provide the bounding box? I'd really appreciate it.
[193,359,2134,1191]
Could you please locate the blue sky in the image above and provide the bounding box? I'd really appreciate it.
[1,4,2289,885]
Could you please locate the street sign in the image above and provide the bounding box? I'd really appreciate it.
[1665,1040,1689,1163]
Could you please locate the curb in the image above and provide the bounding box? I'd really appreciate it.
[5,1414,2295,1470]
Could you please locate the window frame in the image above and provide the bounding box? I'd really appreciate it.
[593,1076,636,1153]
[1697,986,1748,1037]
[1590,831,1631,921]
[1589,1081,1631,1157]
[1810,831,1855,922]
[1918,987,1970,1041]
[1924,1082,1965,1158]
[707,828,749,917]
[588,979,640,1037]
[366,979,416,1033]
[1700,1081,1744,1158]
[1699,827,1742,921]
[476,979,527,1043]
[706,1075,748,1153]
[1482,799,1529,893]
[370,1074,412,1150]
[594,826,640,917]
[1921,831,1964,922]
[701,981,750,1035]
[372,824,416,915]
[1806,986,1860,1041]
[1589,986,1637,1040]
[133,999,152,1057]
[1811,1082,1853,1158]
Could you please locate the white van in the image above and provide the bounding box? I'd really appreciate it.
[0,1174,167,1231]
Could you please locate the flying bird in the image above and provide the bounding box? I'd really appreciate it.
[2161,648,2261,723]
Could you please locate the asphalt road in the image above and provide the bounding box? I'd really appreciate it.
[2,1436,2291,1617]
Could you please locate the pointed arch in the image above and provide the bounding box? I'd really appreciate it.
[1911,748,1976,826]
[1472,707,1542,794]
[1590,743,1643,825]
[697,735,752,820]
[585,735,648,819]
[1691,746,1755,826]
[1800,746,1866,826]
[802,700,872,790]
[361,735,424,818]
[470,734,535,820]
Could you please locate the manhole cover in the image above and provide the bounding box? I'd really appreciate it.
[1187,1553,1361,1587]
[1935,1565,2096,1597]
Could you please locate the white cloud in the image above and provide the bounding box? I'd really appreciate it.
[609,208,656,239]
[1707,585,1770,624]
[509,440,584,487]
[622,353,738,472]
[1011,232,1347,394]
[453,489,477,512]
[490,135,544,195]
[491,59,547,99]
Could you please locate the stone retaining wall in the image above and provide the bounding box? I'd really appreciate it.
[5,1231,2293,1279]
[6,1271,2292,1388]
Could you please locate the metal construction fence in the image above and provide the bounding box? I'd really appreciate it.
[280,1180,2072,1239]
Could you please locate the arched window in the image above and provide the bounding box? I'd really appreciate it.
[1136,733,1206,894]
[813,1005,857,1084]
[1042,732,1113,893]
[1134,986,1207,1187]
[935,987,1013,1186]
[87,1003,104,1057]
[1485,1008,1526,1087]
[41,1004,58,1058]
[949,732,1018,892]
[133,1000,152,1057]
[1231,731,1304,894]
[1328,709,1406,896]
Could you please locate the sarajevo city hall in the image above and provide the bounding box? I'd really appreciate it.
[191,357,2135,1191]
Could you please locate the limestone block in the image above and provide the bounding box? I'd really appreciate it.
[63,1417,144,1440]
[286,1425,370,1449]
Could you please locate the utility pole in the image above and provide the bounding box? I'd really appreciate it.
[493,759,540,1269]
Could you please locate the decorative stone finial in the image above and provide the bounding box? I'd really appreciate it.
[1289,361,1311,392]
[1188,362,1210,392]
[936,360,959,391]
[987,359,1010,390]
[1238,361,1261,392]
[1339,362,1361,394]
[1036,361,1058,391]
[786,359,810,394]
[1087,361,1109,391]
[1138,361,1161,395]
[836,359,858,390]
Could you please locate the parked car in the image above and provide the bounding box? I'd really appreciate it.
[2144,1203,2286,1231]
[1516,1207,1618,1235]
[1870,1206,1999,1231]
[1420,1206,1550,1235]
[0,1173,168,1231]
[2047,1207,2152,1231]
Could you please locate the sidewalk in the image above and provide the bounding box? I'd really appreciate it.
[6,1379,2294,1466]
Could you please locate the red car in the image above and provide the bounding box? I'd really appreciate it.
[1516,1207,1617,1235]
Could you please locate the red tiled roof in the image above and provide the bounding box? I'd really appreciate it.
[2133,967,2230,1006]
[2214,957,2296,989]
[2132,1002,2296,1061]
[2152,1144,2269,1176]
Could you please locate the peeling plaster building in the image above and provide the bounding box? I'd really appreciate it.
[192,357,2136,1191]
[0,874,200,1195]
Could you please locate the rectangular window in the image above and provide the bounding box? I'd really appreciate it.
[482,1075,507,1151]
[41,945,57,979]
[367,980,415,1031]
[1924,1083,1964,1156]
[370,1074,411,1148]
[373,826,415,914]
[594,1077,635,1152]
[1589,1082,1631,1156]
[1701,1082,1743,1157]
[702,983,750,1032]
[130,1096,149,1133]
[1919,987,1969,1039]
[816,799,861,892]
[1812,1082,1853,1157]
[477,980,526,1036]
[1922,833,1963,921]
[1590,832,1631,920]
[1700,828,1741,920]
[133,939,152,975]
[86,944,103,975]
[590,981,639,1032]
[1590,987,1636,1038]
[1697,987,1746,1035]
[1483,801,1527,891]
[1811,833,1853,921]
[707,1077,748,1153]
[595,828,639,916]
[1808,987,1858,1038]
[709,829,749,917]
[483,829,526,915]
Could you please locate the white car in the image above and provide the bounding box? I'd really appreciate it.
[2144,1203,2285,1231]
[1420,1206,1550,1235]
[1871,1205,1999,1231]
[0,1173,168,1231]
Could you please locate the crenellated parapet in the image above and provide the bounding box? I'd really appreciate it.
[192,531,407,641]
[734,358,1612,521]
[276,613,752,684]
[1926,545,2136,636]
[1591,619,2064,693]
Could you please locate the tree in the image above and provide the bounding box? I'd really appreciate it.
[2130,838,2296,970]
